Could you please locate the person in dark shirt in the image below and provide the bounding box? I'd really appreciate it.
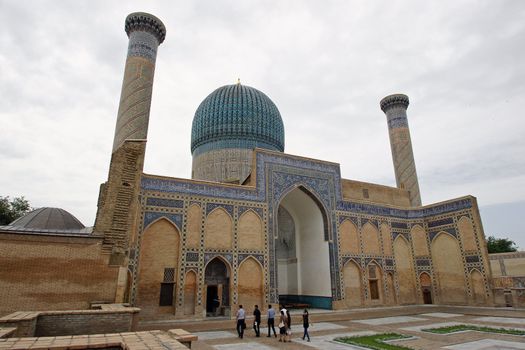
[253,305,261,337]
[302,308,311,341]
[267,304,277,337]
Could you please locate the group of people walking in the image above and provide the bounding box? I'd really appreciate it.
[236,304,310,342]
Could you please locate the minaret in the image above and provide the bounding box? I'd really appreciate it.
[95,12,166,261]
[380,94,422,207]
[112,12,166,152]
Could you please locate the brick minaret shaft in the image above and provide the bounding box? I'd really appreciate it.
[112,12,166,152]
[95,13,166,266]
[380,94,422,207]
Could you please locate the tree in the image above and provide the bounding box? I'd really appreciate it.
[0,196,32,225]
[486,235,518,254]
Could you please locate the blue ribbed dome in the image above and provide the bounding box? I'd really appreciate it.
[191,84,285,156]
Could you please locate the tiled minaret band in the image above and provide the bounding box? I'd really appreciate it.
[112,12,166,152]
[380,94,422,207]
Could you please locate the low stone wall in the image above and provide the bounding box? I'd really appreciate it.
[0,306,139,337]
[0,329,194,349]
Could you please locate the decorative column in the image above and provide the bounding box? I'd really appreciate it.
[380,94,422,207]
[112,12,166,152]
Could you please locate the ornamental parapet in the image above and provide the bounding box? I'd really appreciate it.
[125,12,166,44]
[380,94,409,112]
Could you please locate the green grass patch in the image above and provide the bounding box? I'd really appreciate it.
[335,333,413,350]
[423,324,525,336]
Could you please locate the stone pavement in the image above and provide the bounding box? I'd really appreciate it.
[138,305,525,350]
[0,330,190,349]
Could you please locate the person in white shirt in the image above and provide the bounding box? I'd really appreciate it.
[236,304,246,339]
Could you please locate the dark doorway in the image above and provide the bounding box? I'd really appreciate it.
[422,288,432,304]
[159,283,174,306]
[206,285,218,313]
[205,258,230,317]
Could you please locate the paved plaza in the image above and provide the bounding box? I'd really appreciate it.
[139,305,525,350]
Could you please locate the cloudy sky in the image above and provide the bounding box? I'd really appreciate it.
[1,0,524,248]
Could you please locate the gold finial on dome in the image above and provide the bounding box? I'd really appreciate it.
[237,78,241,85]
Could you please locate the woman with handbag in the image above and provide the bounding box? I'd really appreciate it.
[285,309,292,342]
[278,310,288,342]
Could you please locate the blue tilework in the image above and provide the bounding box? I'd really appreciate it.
[238,206,264,218]
[429,228,457,241]
[191,84,284,155]
[141,150,475,303]
[387,117,408,129]
[205,203,234,217]
[238,254,264,266]
[146,197,184,208]
[143,212,182,231]
[466,255,480,263]
[279,295,332,310]
[204,253,233,266]
[365,257,383,266]
[391,222,408,229]
[127,31,158,62]
[186,252,199,262]
[362,218,379,229]
[427,217,454,228]
[392,232,410,242]
[416,259,431,266]
[339,216,359,227]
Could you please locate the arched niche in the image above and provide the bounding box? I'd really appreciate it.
[184,270,197,315]
[411,225,429,256]
[362,222,380,255]
[386,272,397,305]
[186,204,201,249]
[343,260,362,307]
[238,210,263,250]
[339,219,359,254]
[276,186,332,309]
[381,223,393,255]
[204,208,233,249]
[419,272,433,304]
[470,269,486,305]
[431,232,467,304]
[136,218,180,317]
[458,216,477,251]
[238,257,264,311]
[393,235,417,304]
[366,262,383,303]
[204,257,231,317]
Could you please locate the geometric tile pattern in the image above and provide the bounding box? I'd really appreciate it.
[138,149,484,307]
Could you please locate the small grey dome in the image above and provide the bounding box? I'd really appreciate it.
[9,207,85,230]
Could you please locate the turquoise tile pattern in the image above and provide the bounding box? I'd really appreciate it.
[191,84,285,156]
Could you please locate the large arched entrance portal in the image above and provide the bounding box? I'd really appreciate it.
[204,257,230,317]
[276,186,332,309]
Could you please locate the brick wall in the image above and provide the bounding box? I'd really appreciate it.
[341,179,411,207]
[35,310,138,336]
[0,233,119,316]
[0,308,139,337]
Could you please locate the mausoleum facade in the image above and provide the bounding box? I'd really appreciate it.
[0,12,498,318]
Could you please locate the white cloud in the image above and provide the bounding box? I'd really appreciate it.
[1,0,524,234]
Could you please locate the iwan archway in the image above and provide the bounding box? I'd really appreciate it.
[276,186,332,309]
